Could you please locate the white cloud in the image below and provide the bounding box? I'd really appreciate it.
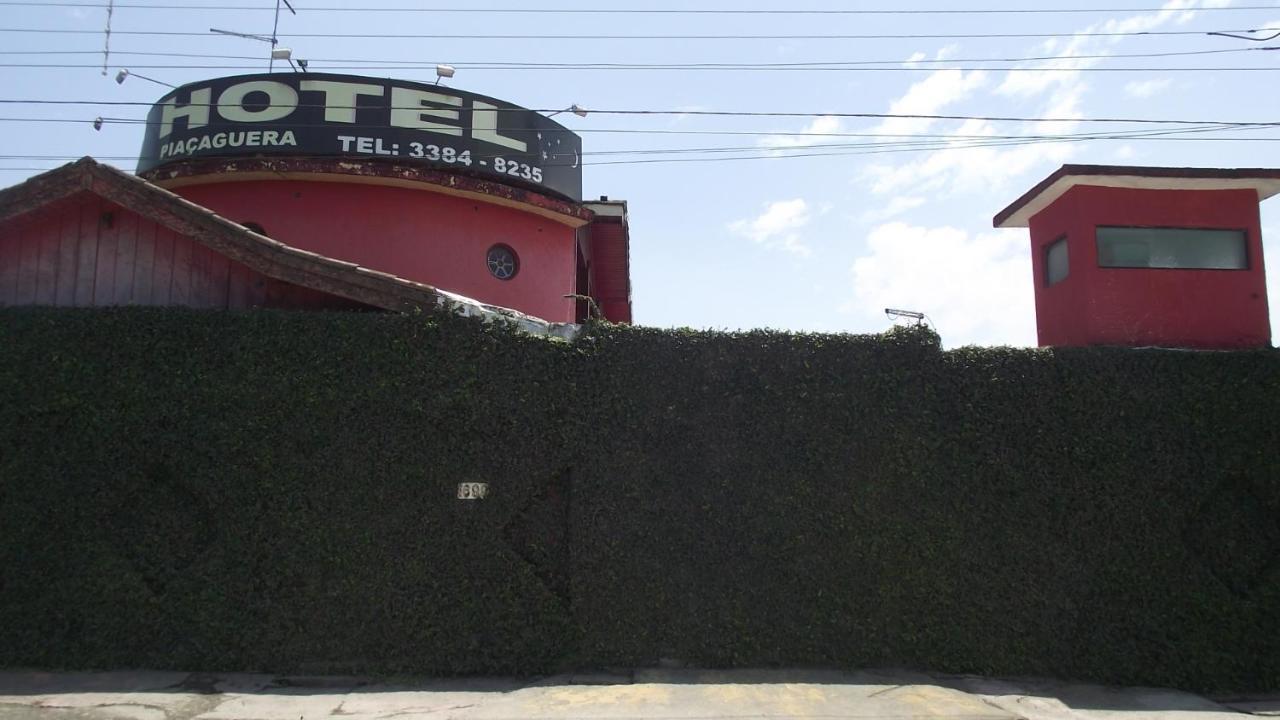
[760,116,844,150]
[666,105,710,127]
[1125,78,1173,99]
[858,0,1230,203]
[872,68,989,137]
[998,0,1225,98]
[860,196,926,223]
[862,113,1078,198]
[845,222,1037,347]
[933,44,961,62]
[903,52,927,67]
[729,199,813,257]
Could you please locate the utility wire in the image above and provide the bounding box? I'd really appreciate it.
[5,119,1277,144]
[1,99,1277,129]
[2,27,1277,40]
[1,1,1278,14]
[2,63,1275,72]
[3,128,1275,171]
[4,124,1277,160]
[7,118,1278,147]
[0,46,1269,65]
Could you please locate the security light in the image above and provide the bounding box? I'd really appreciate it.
[547,104,589,118]
[114,68,175,88]
[885,308,926,325]
[435,64,456,85]
[271,47,293,60]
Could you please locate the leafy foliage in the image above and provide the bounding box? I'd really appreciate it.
[1,308,1277,691]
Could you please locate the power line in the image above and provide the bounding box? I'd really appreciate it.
[2,2,1279,14]
[3,129,1277,172]
[2,63,1276,73]
[6,118,1279,145]
[2,26,1277,40]
[4,124,1277,162]
[6,118,1280,145]
[1,99,1277,129]
[0,46,1269,65]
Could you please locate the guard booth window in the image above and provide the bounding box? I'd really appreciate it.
[1046,236,1069,286]
[1096,227,1247,270]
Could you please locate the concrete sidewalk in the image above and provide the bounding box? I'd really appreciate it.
[0,669,1275,720]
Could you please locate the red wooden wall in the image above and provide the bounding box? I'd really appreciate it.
[0,192,365,311]
[587,218,632,324]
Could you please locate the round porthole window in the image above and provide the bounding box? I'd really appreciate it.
[486,244,518,280]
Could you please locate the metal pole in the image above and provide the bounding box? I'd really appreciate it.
[269,0,281,71]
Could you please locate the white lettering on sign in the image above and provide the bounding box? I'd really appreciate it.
[472,100,527,153]
[217,81,298,124]
[299,80,384,123]
[457,482,489,500]
[159,87,212,139]
[158,130,297,159]
[389,87,464,137]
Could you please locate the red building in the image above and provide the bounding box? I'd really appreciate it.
[995,165,1279,349]
[0,73,631,325]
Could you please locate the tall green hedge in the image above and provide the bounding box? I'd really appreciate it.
[1,308,1277,691]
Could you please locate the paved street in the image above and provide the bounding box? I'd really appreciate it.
[0,669,1274,720]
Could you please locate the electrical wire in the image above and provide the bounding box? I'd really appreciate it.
[2,27,1278,41]
[0,46,1270,65]
[1,1,1278,14]
[0,100,1276,129]
[3,124,1277,163]
[1,63,1275,72]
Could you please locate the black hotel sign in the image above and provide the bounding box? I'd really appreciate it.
[137,73,584,202]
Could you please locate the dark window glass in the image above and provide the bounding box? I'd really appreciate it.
[1096,227,1247,270]
[486,244,518,280]
[1046,236,1069,286]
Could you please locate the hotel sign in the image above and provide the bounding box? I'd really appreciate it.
[137,73,584,201]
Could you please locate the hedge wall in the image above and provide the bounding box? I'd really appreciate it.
[1,307,1278,692]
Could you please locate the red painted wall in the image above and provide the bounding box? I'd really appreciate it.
[587,218,632,324]
[0,192,361,311]
[171,179,580,323]
[1028,185,1270,349]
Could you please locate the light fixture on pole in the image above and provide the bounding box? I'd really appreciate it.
[271,47,305,72]
[115,68,175,88]
[885,308,927,326]
[434,64,456,85]
[547,104,588,118]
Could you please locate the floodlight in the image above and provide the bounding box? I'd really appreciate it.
[547,104,589,118]
[114,68,175,88]
[885,308,926,325]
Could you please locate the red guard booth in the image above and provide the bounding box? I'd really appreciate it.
[995,165,1280,349]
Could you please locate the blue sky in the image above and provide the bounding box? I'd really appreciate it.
[3,0,1280,346]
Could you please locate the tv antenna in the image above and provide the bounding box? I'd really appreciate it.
[100,0,113,76]
[210,0,298,72]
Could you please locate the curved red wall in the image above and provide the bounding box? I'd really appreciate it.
[170,178,579,322]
